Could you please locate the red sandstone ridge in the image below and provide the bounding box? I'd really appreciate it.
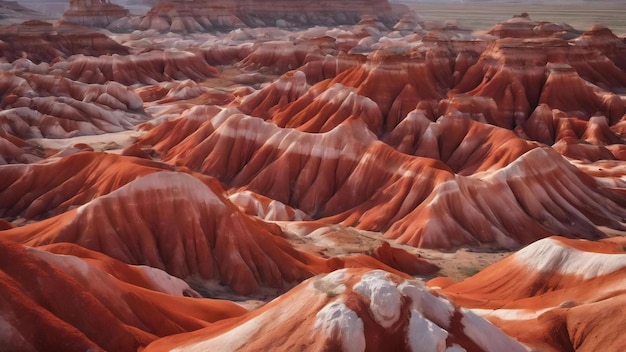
[0,171,322,295]
[61,50,218,85]
[433,237,626,351]
[0,128,43,164]
[129,108,626,249]
[0,239,247,351]
[0,72,146,138]
[0,169,433,294]
[0,152,179,219]
[144,268,526,352]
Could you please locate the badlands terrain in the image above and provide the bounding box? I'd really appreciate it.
[1,0,626,350]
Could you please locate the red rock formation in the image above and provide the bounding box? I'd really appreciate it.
[1,170,431,294]
[136,80,235,107]
[0,239,247,351]
[236,41,323,74]
[120,1,244,33]
[0,20,129,63]
[385,112,538,174]
[539,63,624,124]
[271,83,385,133]
[237,70,311,119]
[1,13,626,352]
[110,0,402,33]
[383,147,626,248]
[0,72,146,139]
[0,171,324,294]
[144,268,526,352]
[523,106,626,161]
[129,109,626,249]
[63,0,129,27]
[258,54,446,135]
[228,190,311,221]
[370,242,438,276]
[0,128,43,164]
[450,36,626,127]
[194,42,254,66]
[577,24,626,71]
[62,50,218,85]
[0,152,175,219]
[434,236,626,351]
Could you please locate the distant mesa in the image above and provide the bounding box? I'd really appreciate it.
[102,0,403,32]
[488,14,580,39]
[63,0,130,27]
[0,0,43,19]
[0,20,129,63]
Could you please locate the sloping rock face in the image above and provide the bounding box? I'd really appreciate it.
[131,106,626,249]
[0,72,146,138]
[63,0,129,27]
[0,239,248,351]
[0,158,435,295]
[433,236,626,352]
[144,269,527,352]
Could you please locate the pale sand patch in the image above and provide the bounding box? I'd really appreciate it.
[27,130,145,153]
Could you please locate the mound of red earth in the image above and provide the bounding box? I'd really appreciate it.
[144,268,527,352]
[130,107,626,249]
[0,128,43,164]
[432,236,626,351]
[0,72,146,138]
[0,157,437,294]
[0,239,248,351]
[0,20,129,63]
[0,152,174,219]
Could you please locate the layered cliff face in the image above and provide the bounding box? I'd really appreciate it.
[1,8,626,352]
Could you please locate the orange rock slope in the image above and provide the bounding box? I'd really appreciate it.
[433,236,626,351]
[0,239,247,351]
[145,268,527,352]
[131,107,626,249]
[0,159,435,295]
